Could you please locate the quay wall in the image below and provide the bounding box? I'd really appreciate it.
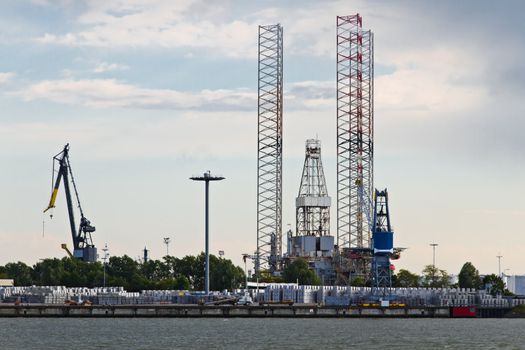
[0,304,515,318]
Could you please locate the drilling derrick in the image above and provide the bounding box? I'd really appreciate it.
[257,24,283,275]
[336,15,374,280]
[287,139,335,284]
[296,139,331,237]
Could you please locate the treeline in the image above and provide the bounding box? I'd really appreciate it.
[0,256,510,296]
[393,262,511,296]
[0,253,245,292]
[278,259,511,296]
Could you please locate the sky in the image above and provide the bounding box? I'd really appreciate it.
[0,0,524,276]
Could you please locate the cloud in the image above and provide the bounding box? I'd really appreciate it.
[35,0,258,58]
[93,62,129,73]
[15,78,256,110]
[0,72,15,84]
[13,78,340,113]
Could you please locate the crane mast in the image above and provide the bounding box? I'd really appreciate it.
[44,144,97,262]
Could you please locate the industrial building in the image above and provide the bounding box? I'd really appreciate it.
[505,275,525,296]
[0,279,14,287]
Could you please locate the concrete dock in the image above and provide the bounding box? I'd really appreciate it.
[0,304,501,318]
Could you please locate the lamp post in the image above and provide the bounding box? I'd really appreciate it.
[429,243,438,286]
[430,243,438,268]
[242,254,249,290]
[102,243,109,288]
[163,237,171,256]
[497,254,503,277]
[190,171,225,295]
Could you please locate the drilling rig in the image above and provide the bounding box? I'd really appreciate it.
[286,139,336,284]
[44,144,97,262]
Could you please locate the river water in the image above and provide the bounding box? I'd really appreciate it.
[1,318,524,349]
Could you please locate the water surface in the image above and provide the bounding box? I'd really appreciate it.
[1,318,524,349]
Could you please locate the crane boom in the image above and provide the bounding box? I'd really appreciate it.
[44,150,66,213]
[44,144,97,262]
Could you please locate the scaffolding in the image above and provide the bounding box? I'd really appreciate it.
[257,24,283,275]
[336,14,374,251]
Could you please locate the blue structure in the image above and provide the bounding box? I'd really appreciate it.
[371,189,394,289]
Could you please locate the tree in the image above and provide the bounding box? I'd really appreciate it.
[0,266,7,279]
[175,255,202,290]
[3,262,33,286]
[395,269,420,287]
[0,253,246,292]
[458,262,481,289]
[350,276,366,287]
[482,274,512,296]
[421,265,450,288]
[155,276,190,290]
[33,258,65,286]
[210,255,245,291]
[107,255,148,291]
[282,258,320,285]
[141,259,171,281]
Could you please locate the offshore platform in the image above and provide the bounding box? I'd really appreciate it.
[255,15,403,288]
[37,14,401,288]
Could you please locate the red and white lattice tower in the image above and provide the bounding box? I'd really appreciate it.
[336,14,374,250]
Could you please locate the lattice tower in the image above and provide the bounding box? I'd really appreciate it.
[257,24,283,274]
[336,14,374,249]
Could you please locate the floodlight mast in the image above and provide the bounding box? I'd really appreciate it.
[190,171,225,295]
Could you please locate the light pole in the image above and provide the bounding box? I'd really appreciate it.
[430,243,438,268]
[497,254,503,277]
[164,237,171,256]
[219,250,225,258]
[190,171,225,295]
[102,243,109,288]
[429,243,438,286]
[242,254,249,290]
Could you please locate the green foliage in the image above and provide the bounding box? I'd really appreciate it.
[174,255,202,290]
[482,274,512,296]
[257,270,284,284]
[282,258,321,285]
[394,269,420,288]
[350,276,366,287]
[3,262,33,286]
[0,254,244,292]
[421,265,450,288]
[210,254,245,291]
[458,262,482,289]
[107,255,149,291]
[155,276,190,290]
